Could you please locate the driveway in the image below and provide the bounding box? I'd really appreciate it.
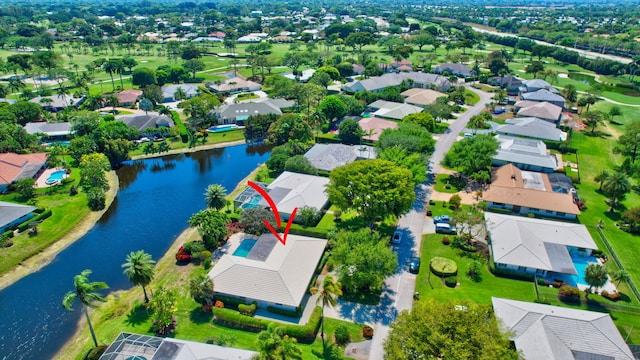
[366,86,494,359]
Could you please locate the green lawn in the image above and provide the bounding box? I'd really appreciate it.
[129,130,246,157]
[0,167,92,276]
[433,174,465,193]
[415,234,537,303]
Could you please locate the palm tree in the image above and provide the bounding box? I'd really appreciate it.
[594,170,610,191]
[122,250,156,303]
[105,95,120,113]
[310,275,342,347]
[602,171,631,210]
[256,324,302,360]
[61,269,109,348]
[103,60,118,91]
[613,269,630,288]
[584,263,608,299]
[204,184,228,210]
[174,87,187,101]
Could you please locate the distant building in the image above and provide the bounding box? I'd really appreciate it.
[212,99,294,125]
[160,84,199,102]
[29,95,85,112]
[206,78,262,94]
[0,201,37,232]
[118,114,174,132]
[433,62,472,78]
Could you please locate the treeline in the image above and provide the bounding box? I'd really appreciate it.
[484,33,631,76]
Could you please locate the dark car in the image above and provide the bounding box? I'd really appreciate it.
[409,257,421,274]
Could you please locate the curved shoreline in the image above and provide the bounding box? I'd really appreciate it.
[0,171,119,292]
[130,139,247,161]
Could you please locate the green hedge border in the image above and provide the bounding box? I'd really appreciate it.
[17,209,52,233]
[213,306,322,343]
[170,110,189,143]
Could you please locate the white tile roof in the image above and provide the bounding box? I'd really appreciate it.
[494,135,559,170]
[267,171,330,214]
[486,213,597,273]
[492,297,634,360]
[304,144,377,172]
[208,233,327,307]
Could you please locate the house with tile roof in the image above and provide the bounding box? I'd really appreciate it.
[520,89,566,109]
[515,101,563,124]
[486,213,596,277]
[0,201,37,232]
[206,78,261,94]
[212,99,294,125]
[520,79,555,93]
[493,135,559,173]
[0,152,48,192]
[433,62,472,78]
[113,89,143,106]
[303,144,377,172]
[358,117,399,141]
[495,117,567,141]
[343,72,451,93]
[401,88,447,107]
[208,233,327,310]
[118,114,174,132]
[367,100,422,120]
[161,84,199,102]
[29,94,85,112]
[483,164,580,219]
[492,297,634,360]
[24,122,73,142]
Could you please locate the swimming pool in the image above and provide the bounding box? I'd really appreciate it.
[208,124,239,133]
[573,255,600,285]
[240,194,263,209]
[233,239,257,257]
[45,170,66,185]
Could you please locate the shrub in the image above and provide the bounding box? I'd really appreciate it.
[211,294,250,311]
[536,277,549,286]
[200,250,212,261]
[213,307,268,332]
[430,257,458,277]
[591,249,604,257]
[444,276,457,287]
[441,236,451,245]
[601,290,621,301]
[84,345,108,360]
[449,194,462,210]
[558,285,581,303]
[238,303,257,316]
[175,246,192,263]
[452,236,476,252]
[69,185,78,196]
[183,241,206,254]
[334,324,350,345]
[203,258,212,269]
[362,325,374,339]
[17,209,53,233]
[492,267,534,281]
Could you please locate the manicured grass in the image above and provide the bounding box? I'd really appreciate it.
[464,89,480,105]
[129,130,245,157]
[415,234,537,303]
[0,168,92,276]
[433,174,465,193]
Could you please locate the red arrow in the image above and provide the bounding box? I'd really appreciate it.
[247,181,297,246]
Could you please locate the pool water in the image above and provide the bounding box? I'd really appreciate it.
[240,194,263,209]
[208,124,238,133]
[573,255,599,285]
[233,239,257,257]
[46,170,66,184]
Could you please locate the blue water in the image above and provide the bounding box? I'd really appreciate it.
[361,112,372,118]
[0,144,270,360]
[47,170,66,182]
[208,125,238,133]
[233,239,257,257]
[240,194,262,209]
[573,255,599,285]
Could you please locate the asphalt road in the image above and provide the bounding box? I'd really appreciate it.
[367,86,494,359]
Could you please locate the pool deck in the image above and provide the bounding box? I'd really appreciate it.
[35,167,68,188]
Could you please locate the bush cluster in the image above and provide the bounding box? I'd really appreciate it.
[558,285,581,303]
[238,303,257,316]
[444,276,457,288]
[17,209,52,233]
[430,257,458,277]
[601,290,621,301]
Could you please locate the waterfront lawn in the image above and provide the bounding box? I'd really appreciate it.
[414,234,537,303]
[129,130,246,157]
[66,243,365,360]
[0,169,90,276]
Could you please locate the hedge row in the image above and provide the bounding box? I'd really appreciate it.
[211,294,252,311]
[170,110,189,143]
[17,209,52,233]
[2,230,14,239]
[238,303,257,316]
[213,306,322,343]
[492,267,535,282]
[544,140,577,154]
[266,305,303,318]
[288,226,329,238]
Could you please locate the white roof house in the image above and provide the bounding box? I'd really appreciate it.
[304,143,377,172]
[367,100,422,120]
[265,171,330,216]
[24,122,73,138]
[492,298,634,360]
[343,72,452,93]
[493,135,559,173]
[161,84,199,102]
[496,117,567,141]
[486,213,597,275]
[208,233,327,308]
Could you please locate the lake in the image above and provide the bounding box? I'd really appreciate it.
[0,144,270,360]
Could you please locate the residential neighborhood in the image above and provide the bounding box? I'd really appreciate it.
[0,1,640,359]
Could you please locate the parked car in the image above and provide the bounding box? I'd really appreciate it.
[434,215,450,224]
[493,107,506,115]
[409,257,421,274]
[435,223,457,234]
[391,230,402,245]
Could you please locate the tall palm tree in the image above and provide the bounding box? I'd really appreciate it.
[602,172,631,210]
[122,250,156,303]
[310,275,342,347]
[584,263,608,299]
[62,269,109,348]
[613,269,630,288]
[103,60,117,91]
[174,87,187,101]
[594,170,610,191]
[204,184,228,210]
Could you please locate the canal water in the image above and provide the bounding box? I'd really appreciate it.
[0,144,270,360]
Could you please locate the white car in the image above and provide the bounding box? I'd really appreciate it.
[391,231,402,245]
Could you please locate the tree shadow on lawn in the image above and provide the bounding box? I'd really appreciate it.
[582,130,613,138]
[311,341,343,360]
[189,306,212,324]
[603,208,625,222]
[126,303,150,326]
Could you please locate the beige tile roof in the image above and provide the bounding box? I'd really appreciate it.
[403,89,447,107]
[484,164,579,215]
[208,233,327,307]
[358,117,399,141]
